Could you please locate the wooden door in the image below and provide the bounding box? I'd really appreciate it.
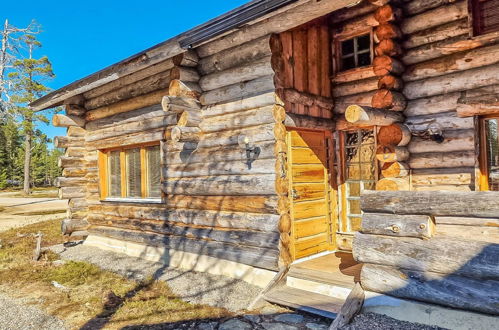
[287,128,337,260]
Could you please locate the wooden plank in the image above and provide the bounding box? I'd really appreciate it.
[293,199,328,220]
[291,148,326,164]
[120,151,126,198]
[293,29,308,115]
[307,26,320,117]
[281,31,294,88]
[361,213,434,238]
[291,164,326,183]
[294,217,328,238]
[319,24,331,98]
[330,283,365,330]
[292,183,326,202]
[289,130,326,148]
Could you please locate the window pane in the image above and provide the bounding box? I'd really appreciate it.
[341,56,356,71]
[358,52,372,67]
[357,34,370,51]
[147,145,161,198]
[108,151,121,197]
[341,39,354,55]
[486,119,499,190]
[126,148,142,198]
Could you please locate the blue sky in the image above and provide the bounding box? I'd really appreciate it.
[2,0,247,144]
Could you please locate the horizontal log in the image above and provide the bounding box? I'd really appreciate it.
[203,92,276,118]
[67,126,86,138]
[404,92,461,116]
[200,56,271,92]
[409,151,475,169]
[331,0,379,24]
[200,75,275,106]
[55,177,87,188]
[85,89,168,121]
[165,195,278,214]
[284,113,335,130]
[54,136,84,149]
[177,109,202,127]
[457,98,499,118]
[345,105,404,126]
[405,112,474,131]
[381,161,410,178]
[62,167,87,177]
[435,216,499,227]
[404,43,499,83]
[436,224,499,243]
[403,30,499,65]
[361,213,434,238]
[165,158,275,178]
[375,177,409,191]
[87,128,164,150]
[400,0,467,35]
[85,104,163,131]
[334,13,379,40]
[377,123,411,146]
[85,113,176,142]
[374,4,402,23]
[168,79,202,98]
[162,174,277,196]
[52,114,85,128]
[171,126,200,143]
[360,263,499,315]
[353,232,499,279]
[373,56,404,76]
[197,123,275,149]
[161,96,201,112]
[278,88,334,109]
[64,147,85,158]
[371,89,406,111]
[90,226,279,270]
[65,104,86,117]
[172,50,199,67]
[333,77,379,98]
[332,66,377,84]
[408,129,475,153]
[199,35,271,75]
[90,204,280,232]
[58,156,87,168]
[404,0,461,16]
[84,70,171,110]
[59,186,85,199]
[61,218,89,235]
[377,75,403,91]
[334,91,375,114]
[376,145,409,162]
[411,168,473,186]
[200,106,275,133]
[375,39,403,57]
[403,18,469,50]
[89,217,279,249]
[374,23,402,41]
[361,190,499,218]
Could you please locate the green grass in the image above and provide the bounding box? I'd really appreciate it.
[0,220,230,329]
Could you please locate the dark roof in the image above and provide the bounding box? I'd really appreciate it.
[30,0,298,111]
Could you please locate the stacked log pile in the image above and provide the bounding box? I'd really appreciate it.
[354,190,499,315]
[400,0,499,191]
[53,99,89,235]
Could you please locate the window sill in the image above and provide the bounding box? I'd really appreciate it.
[101,198,163,204]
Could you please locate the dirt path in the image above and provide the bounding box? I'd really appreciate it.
[0,194,67,232]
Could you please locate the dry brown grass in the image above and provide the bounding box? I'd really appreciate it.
[0,219,230,329]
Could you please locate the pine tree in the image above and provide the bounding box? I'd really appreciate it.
[8,34,54,194]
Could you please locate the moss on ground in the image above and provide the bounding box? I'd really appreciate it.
[0,219,229,329]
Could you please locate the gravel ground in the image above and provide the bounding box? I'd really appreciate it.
[0,293,66,330]
[343,312,445,330]
[54,243,263,312]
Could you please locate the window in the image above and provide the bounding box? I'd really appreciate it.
[99,144,161,200]
[338,33,372,72]
[472,0,499,35]
[480,117,499,191]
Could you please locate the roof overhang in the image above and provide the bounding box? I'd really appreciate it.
[31,0,360,111]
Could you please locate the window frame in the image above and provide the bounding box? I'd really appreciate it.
[470,0,499,36]
[479,115,499,191]
[333,29,374,74]
[98,141,162,202]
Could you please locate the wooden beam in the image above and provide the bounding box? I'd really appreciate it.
[361,213,434,239]
[52,114,85,128]
[345,105,403,126]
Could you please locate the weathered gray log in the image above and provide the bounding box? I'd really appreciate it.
[90,226,279,271]
[277,88,334,109]
[200,106,274,133]
[199,56,271,91]
[85,104,163,131]
[165,158,275,178]
[59,186,85,199]
[436,224,499,243]
[168,79,202,98]
[87,128,165,150]
[200,75,275,106]
[176,109,202,127]
[88,217,279,249]
[61,218,89,235]
[329,282,365,330]
[69,198,88,210]
[334,91,375,114]
[162,174,276,196]
[85,114,176,142]
[284,113,335,130]
[54,136,84,149]
[172,50,199,67]
[64,147,86,158]
[197,123,275,149]
[408,129,475,153]
[405,112,474,131]
[199,35,271,75]
[403,18,469,49]
[169,66,200,82]
[33,232,43,261]
[171,126,200,143]
[353,232,499,279]
[333,77,379,98]
[62,167,87,178]
[361,190,499,218]
[400,0,467,35]
[409,151,475,169]
[361,213,434,239]
[84,70,171,110]
[360,263,499,315]
[404,0,462,15]
[456,93,499,117]
[404,92,461,116]
[161,95,201,112]
[58,157,87,168]
[55,177,87,188]
[203,92,276,118]
[52,114,85,128]
[435,216,499,227]
[345,105,403,126]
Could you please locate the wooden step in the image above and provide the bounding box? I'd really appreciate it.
[264,285,343,319]
[288,266,357,288]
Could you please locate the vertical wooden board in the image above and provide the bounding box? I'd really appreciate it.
[319,23,331,98]
[281,31,294,89]
[307,26,321,117]
[140,148,147,198]
[98,151,107,200]
[120,151,126,198]
[292,29,308,115]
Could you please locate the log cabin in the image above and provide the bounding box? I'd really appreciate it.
[32,0,499,328]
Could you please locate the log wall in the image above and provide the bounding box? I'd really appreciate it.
[354,190,499,315]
